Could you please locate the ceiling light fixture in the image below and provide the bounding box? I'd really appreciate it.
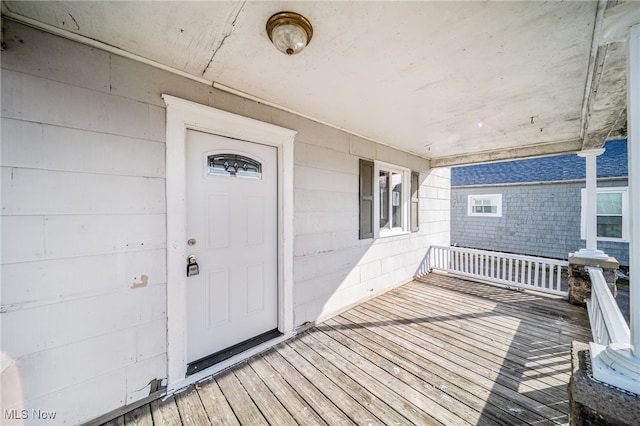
[266,12,313,56]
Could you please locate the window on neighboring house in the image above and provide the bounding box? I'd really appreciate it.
[467,194,502,217]
[359,160,417,239]
[581,187,629,242]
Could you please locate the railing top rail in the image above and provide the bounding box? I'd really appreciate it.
[587,266,630,345]
[430,245,569,266]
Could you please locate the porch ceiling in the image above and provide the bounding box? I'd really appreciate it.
[1,1,629,166]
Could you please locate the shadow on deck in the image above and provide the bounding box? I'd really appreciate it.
[98,272,591,426]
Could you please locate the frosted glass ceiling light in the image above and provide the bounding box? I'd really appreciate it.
[266,12,313,56]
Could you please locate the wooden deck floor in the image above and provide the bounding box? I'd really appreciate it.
[100,273,591,426]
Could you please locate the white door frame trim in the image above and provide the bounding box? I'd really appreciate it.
[162,95,296,391]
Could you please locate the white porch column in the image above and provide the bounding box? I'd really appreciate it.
[575,149,608,260]
[586,18,640,397]
[627,23,639,358]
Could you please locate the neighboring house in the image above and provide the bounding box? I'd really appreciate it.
[450,139,629,266]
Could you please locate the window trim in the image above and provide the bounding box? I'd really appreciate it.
[580,187,629,242]
[467,194,503,217]
[374,161,411,238]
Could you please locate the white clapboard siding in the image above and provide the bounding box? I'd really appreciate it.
[2,214,166,263]
[377,144,410,167]
[134,318,168,362]
[124,353,167,403]
[1,118,165,178]
[2,249,166,307]
[2,284,166,359]
[3,366,129,424]
[2,168,165,215]
[295,143,360,173]
[1,22,111,93]
[292,162,450,325]
[1,70,165,141]
[295,165,360,193]
[11,328,137,404]
[2,216,47,262]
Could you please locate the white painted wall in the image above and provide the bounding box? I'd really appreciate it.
[0,20,450,424]
[1,22,168,424]
[292,137,451,324]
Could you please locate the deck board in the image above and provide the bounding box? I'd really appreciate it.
[149,397,181,425]
[174,387,211,425]
[99,273,590,426]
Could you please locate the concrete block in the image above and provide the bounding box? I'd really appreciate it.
[569,342,640,426]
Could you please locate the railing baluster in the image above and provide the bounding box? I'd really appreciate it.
[491,254,494,278]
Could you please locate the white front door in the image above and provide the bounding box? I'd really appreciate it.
[185,129,278,364]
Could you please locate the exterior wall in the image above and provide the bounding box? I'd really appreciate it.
[451,179,629,266]
[0,21,450,424]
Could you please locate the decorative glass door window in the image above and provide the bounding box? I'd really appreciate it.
[208,154,262,179]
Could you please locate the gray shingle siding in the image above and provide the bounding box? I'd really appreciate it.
[451,179,629,266]
[450,139,629,267]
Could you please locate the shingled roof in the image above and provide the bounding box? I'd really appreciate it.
[451,139,628,187]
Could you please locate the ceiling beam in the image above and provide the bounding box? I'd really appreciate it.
[430,139,583,168]
[581,41,628,150]
[580,1,631,150]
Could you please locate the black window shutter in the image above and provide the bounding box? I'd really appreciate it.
[411,171,420,232]
[359,159,374,239]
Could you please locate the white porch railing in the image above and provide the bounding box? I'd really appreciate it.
[586,266,630,346]
[585,267,639,395]
[428,246,569,297]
